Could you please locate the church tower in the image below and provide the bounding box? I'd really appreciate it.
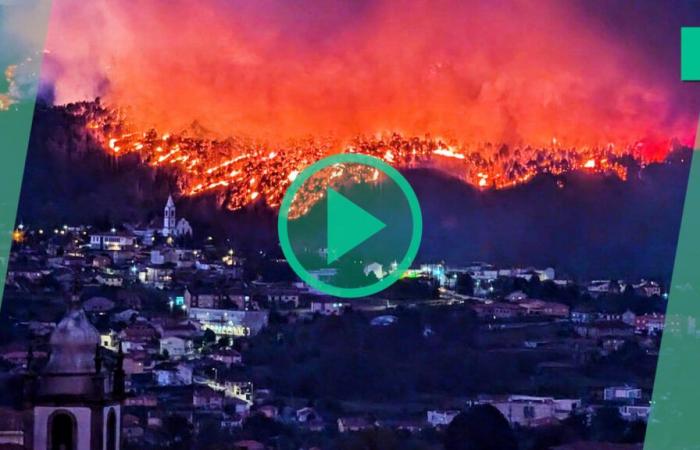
[27,284,125,450]
[163,194,176,236]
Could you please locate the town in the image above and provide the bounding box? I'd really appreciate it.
[0,195,669,450]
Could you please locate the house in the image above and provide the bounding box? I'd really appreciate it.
[89,231,137,250]
[634,280,662,297]
[519,300,569,318]
[185,286,250,310]
[597,312,622,322]
[603,386,642,403]
[154,362,193,386]
[635,314,665,335]
[209,348,243,366]
[96,271,124,287]
[505,290,528,302]
[151,248,178,265]
[266,289,301,308]
[378,419,425,433]
[364,262,385,279]
[157,320,200,339]
[123,350,154,374]
[471,302,523,320]
[296,407,320,423]
[618,404,651,422]
[138,264,174,289]
[188,307,269,337]
[476,395,581,427]
[426,410,460,427]
[120,321,159,349]
[310,297,351,315]
[100,330,119,351]
[574,322,634,339]
[338,417,374,433]
[160,336,194,359]
[570,308,596,324]
[222,379,254,404]
[125,394,158,407]
[587,280,624,297]
[193,386,225,410]
[91,254,112,268]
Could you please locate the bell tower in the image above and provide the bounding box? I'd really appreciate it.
[163,194,176,236]
[27,283,125,450]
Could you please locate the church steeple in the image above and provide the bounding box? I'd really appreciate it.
[163,194,176,236]
[28,280,124,450]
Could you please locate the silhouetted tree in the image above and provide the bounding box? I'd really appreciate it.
[444,405,517,450]
[456,273,474,296]
[203,329,216,345]
[590,407,626,442]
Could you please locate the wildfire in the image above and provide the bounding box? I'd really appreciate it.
[67,101,678,214]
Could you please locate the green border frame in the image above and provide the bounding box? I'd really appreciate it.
[278,153,423,298]
[0,0,52,309]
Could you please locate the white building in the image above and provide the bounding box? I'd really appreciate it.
[364,262,385,279]
[310,298,350,316]
[618,404,651,422]
[604,386,642,402]
[426,410,460,427]
[89,231,137,250]
[154,362,193,386]
[159,336,193,359]
[188,307,269,337]
[476,395,581,427]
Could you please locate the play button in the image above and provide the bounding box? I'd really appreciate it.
[326,188,386,264]
[278,153,422,298]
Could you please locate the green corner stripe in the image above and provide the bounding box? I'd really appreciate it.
[682,27,700,81]
[0,0,52,309]
[645,117,700,449]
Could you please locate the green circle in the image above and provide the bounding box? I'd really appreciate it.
[278,153,423,298]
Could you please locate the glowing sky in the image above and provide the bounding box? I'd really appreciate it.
[15,0,700,146]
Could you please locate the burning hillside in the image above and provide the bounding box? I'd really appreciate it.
[61,100,684,213]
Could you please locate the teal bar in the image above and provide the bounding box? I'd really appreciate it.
[645,117,700,449]
[681,27,700,81]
